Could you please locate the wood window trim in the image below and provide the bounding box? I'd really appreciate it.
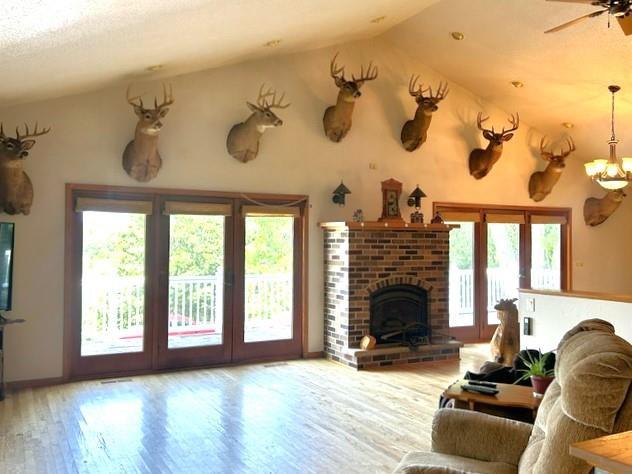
[162,201,232,216]
[241,205,302,218]
[63,183,310,381]
[75,197,154,214]
[434,201,572,291]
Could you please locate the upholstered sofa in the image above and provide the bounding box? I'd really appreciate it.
[394,319,632,473]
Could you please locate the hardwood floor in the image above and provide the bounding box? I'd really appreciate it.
[0,345,488,474]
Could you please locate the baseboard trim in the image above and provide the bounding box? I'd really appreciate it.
[7,353,325,391]
[6,376,65,391]
[303,351,324,359]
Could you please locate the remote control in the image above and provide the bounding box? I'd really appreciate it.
[461,383,500,395]
[466,380,497,389]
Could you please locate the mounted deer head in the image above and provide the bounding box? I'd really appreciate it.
[400,75,449,152]
[226,84,290,163]
[323,52,378,143]
[0,122,51,215]
[584,189,626,226]
[529,136,575,202]
[469,113,519,179]
[122,83,174,182]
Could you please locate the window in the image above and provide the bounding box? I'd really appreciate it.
[437,203,571,341]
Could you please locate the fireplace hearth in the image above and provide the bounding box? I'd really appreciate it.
[320,221,463,369]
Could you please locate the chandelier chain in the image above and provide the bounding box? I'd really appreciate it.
[611,88,616,142]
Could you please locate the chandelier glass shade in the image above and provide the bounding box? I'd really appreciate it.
[584,85,632,190]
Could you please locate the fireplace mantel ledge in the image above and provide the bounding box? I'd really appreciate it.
[319,221,457,231]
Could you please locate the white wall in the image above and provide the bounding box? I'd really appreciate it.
[2,36,632,382]
[519,291,632,351]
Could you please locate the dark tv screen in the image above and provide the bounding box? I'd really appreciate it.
[0,223,15,311]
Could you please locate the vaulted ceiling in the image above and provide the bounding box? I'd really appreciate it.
[387,0,632,160]
[0,0,435,106]
[2,0,632,160]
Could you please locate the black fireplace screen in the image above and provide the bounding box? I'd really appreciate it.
[369,285,429,345]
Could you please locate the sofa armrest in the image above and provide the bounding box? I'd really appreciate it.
[431,409,533,466]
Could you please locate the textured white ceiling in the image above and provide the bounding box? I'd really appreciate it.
[387,0,632,161]
[5,0,632,162]
[0,0,435,106]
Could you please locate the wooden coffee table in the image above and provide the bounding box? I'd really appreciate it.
[442,379,541,422]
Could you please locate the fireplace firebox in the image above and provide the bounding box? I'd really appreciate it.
[370,285,429,345]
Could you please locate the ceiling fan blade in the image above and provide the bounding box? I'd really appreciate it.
[618,15,632,35]
[544,9,608,33]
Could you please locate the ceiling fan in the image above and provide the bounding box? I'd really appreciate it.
[545,0,632,35]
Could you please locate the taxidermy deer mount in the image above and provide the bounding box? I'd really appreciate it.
[226,84,290,163]
[0,123,50,215]
[469,113,519,179]
[400,75,449,152]
[123,84,174,182]
[323,53,378,143]
[584,189,626,226]
[529,136,575,202]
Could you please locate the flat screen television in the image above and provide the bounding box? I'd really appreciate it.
[0,223,15,311]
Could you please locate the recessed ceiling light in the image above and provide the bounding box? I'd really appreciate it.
[146,65,163,72]
[450,32,465,41]
[562,122,574,129]
[263,39,282,47]
[371,16,386,24]
[511,80,524,88]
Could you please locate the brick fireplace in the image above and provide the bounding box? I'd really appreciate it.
[320,221,462,369]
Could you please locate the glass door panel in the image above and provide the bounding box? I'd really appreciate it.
[486,223,520,325]
[81,211,146,356]
[530,224,561,291]
[448,222,475,328]
[243,215,294,343]
[168,215,225,349]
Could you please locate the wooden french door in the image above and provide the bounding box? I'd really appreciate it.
[154,196,234,368]
[66,185,306,379]
[231,206,304,361]
[435,203,571,342]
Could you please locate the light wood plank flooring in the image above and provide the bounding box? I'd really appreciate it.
[0,345,488,474]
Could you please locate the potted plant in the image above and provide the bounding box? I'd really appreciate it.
[515,350,555,398]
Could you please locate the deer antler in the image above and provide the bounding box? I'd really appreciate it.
[256,84,289,109]
[127,84,173,111]
[0,123,5,138]
[330,53,346,83]
[428,81,449,101]
[256,84,276,108]
[127,85,144,109]
[16,122,51,140]
[540,136,553,161]
[476,113,493,133]
[561,136,576,158]
[268,90,290,109]
[501,113,520,136]
[352,60,378,85]
[154,83,174,111]
[408,75,427,97]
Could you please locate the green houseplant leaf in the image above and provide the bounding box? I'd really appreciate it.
[515,350,555,383]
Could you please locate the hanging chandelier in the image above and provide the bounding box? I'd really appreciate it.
[584,85,632,190]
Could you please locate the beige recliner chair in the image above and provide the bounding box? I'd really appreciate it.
[394,319,632,473]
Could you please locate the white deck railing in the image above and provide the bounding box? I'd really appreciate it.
[449,267,559,326]
[82,273,292,339]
